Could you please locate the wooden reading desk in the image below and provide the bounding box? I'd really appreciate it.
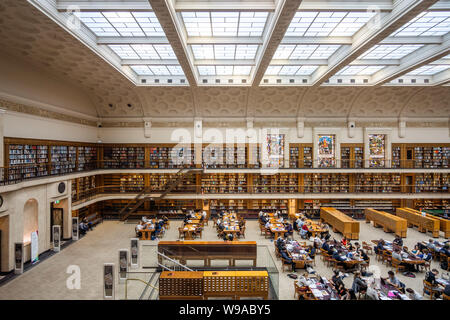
[396,208,440,238]
[365,208,408,238]
[320,207,359,240]
[158,241,257,267]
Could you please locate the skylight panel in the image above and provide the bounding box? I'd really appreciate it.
[191,45,258,60]
[197,66,252,76]
[285,11,376,37]
[296,65,319,75]
[108,44,176,60]
[406,65,450,75]
[273,45,340,60]
[392,11,450,37]
[181,12,268,37]
[358,45,423,59]
[265,66,282,75]
[131,65,185,76]
[74,11,166,37]
[336,65,385,75]
[131,65,153,75]
[198,66,216,75]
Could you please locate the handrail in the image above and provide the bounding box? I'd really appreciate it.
[125,278,159,300]
[157,251,194,271]
[119,168,199,221]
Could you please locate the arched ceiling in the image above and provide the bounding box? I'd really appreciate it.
[0,0,448,122]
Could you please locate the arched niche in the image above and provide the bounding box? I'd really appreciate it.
[23,199,38,244]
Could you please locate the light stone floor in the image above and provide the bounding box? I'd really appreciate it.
[0,218,448,300]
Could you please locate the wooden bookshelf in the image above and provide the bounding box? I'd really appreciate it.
[201,173,247,193]
[252,173,298,193]
[355,173,401,193]
[341,144,364,168]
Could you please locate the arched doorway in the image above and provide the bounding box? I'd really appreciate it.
[23,199,38,244]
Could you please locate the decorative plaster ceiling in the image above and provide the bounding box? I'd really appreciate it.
[0,0,448,122]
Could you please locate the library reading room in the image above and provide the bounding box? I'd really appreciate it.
[0,0,450,307]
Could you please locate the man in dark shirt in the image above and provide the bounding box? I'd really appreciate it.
[321,241,330,251]
[393,235,403,247]
[280,248,296,272]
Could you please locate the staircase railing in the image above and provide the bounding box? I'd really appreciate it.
[157,251,194,272]
[119,168,201,221]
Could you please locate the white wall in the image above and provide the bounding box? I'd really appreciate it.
[0,50,97,117]
[3,112,98,143]
[99,125,450,145]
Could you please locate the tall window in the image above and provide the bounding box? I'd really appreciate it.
[368,134,386,168]
[318,135,336,168]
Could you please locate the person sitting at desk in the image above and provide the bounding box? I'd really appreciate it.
[307,245,316,259]
[425,269,443,298]
[279,248,296,272]
[259,211,264,218]
[393,235,403,247]
[374,239,385,254]
[405,288,423,300]
[224,233,234,241]
[276,237,285,248]
[264,220,271,229]
[386,270,405,293]
[294,217,301,231]
[300,224,311,239]
[218,222,225,231]
[261,215,268,224]
[440,244,450,256]
[351,271,367,298]
[135,221,145,236]
[79,221,89,235]
[142,216,148,223]
[183,215,190,224]
[297,218,305,230]
[284,223,293,239]
[321,240,330,251]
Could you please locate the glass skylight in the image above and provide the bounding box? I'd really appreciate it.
[336,65,385,75]
[265,65,319,76]
[273,45,341,60]
[131,65,185,76]
[358,44,424,59]
[197,66,252,76]
[74,11,165,37]
[285,11,376,37]
[405,65,450,75]
[191,45,258,60]
[181,12,269,37]
[391,11,450,37]
[109,44,176,59]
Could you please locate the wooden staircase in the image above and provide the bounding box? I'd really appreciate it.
[119,168,202,221]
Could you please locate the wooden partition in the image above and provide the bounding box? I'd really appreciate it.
[320,207,360,239]
[159,270,268,300]
[158,241,257,267]
[396,208,440,238]
[364,208,407,238]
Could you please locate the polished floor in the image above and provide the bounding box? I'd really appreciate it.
[0,217,447,300]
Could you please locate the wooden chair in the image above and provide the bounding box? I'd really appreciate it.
[443,293,450,300]
[259,225,266,236]
[178,227,185,240]
[194,227,203,239]
[440,253,447,262]
[264,228,273,239]
[294,282,307,300]
[238,226,246,239]
[420,260,431,272]
[382,251,392,266]
[362,241,373,255]
[281,258,292,272]
[423,280,440,300]
[375,249,384,262]
[163,220,170,229]
[391,257,405,273]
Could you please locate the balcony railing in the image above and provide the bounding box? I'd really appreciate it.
[71,183,449,204]
[1,158,449,187]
